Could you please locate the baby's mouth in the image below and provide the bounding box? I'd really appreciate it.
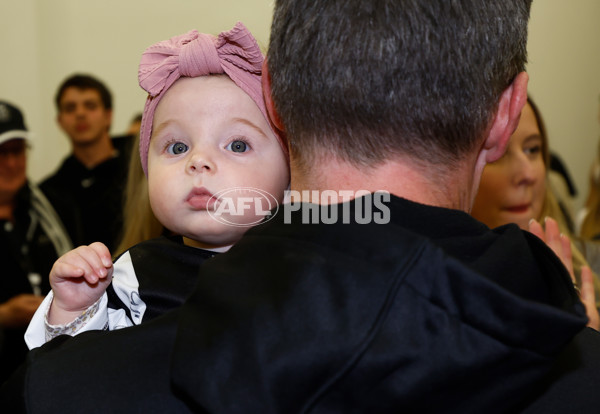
[186,187,216,210]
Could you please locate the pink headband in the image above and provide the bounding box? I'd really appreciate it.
[138,22,286,175]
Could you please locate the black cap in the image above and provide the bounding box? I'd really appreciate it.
[0,101,30,145]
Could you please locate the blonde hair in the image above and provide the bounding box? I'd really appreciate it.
[541,166,600,308]
[515,96,600,308]
[113,134,164,259]
[580,139,600,240]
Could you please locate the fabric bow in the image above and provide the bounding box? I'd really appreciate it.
[138,22,263,98]
[137,22,270,176]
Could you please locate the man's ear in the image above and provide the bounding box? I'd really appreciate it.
[261,59,285,134]
[483,72,529,163]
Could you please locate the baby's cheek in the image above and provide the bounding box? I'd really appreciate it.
[148,179,174,218]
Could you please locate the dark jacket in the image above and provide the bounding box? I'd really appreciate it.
[171,196,598,413]
[0,182,73,383]
[40,146,129,252]
[3,196,600,413]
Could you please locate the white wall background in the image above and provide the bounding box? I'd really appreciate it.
[527,0,600,212]
[1,0,599,212]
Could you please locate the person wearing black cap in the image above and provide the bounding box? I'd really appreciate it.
[0,101,74,383]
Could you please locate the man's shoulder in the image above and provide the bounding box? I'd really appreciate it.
[39,171,78,202]
[111,134,135,163]
[39,155,79,188]
[173,214,593,413]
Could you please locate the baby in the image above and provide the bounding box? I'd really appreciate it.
[25,22,289,347]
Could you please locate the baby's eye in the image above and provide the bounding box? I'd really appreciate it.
[226,140,250,153]
[167,141,189,155]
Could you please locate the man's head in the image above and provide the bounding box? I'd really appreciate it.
[55,74,113,147]
[0,101,30,204]
[267,0,532,171]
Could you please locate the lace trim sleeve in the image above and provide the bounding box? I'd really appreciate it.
[44,297,103,342]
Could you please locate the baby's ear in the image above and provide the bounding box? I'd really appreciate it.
[261,60,285,133]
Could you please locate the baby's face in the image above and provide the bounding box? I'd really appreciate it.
[147,76,289,249]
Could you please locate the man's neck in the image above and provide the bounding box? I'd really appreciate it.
[72,133,115,169]
[290,154,480,213]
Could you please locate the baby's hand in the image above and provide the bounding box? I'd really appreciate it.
[48,242,113,325]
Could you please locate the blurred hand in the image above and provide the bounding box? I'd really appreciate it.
[0,294,44,328]
[529,217,599,330]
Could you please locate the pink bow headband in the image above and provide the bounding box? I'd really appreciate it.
[138,22,286,175]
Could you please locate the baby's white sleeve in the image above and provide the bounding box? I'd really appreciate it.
[24,290,109,350]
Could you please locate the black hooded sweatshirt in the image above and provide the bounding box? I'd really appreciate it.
[3,196,600,413]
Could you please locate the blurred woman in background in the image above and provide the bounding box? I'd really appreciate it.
[471,95,600,311]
